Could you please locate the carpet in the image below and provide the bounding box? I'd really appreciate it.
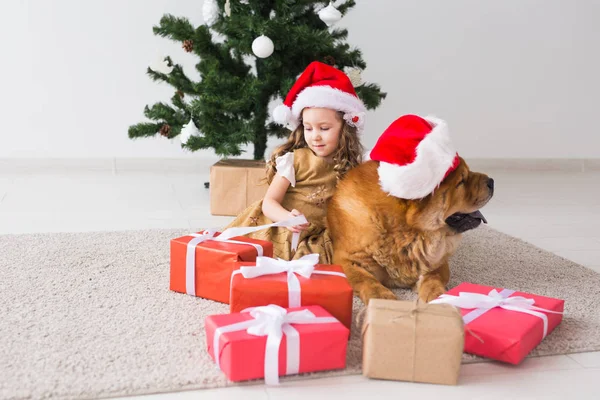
[2,226,600,400]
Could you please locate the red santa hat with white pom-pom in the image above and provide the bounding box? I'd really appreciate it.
[369,114,461,200]
[272,61,366,133]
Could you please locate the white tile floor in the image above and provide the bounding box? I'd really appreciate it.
[1,163,599,399]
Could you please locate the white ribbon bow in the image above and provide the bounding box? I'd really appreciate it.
[230,254,346,307]
[185,215,308,296]
[430,288,563,338]
[212,304,338,385]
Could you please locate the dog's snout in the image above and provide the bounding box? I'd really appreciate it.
[487,178,494,191]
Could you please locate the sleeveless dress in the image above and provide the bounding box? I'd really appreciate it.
[223,148,337,264]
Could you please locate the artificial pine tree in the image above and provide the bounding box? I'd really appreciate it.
[128,0,386,160]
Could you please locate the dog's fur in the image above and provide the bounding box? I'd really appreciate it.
[327,157,494,304]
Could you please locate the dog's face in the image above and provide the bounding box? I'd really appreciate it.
[411,158,494,233]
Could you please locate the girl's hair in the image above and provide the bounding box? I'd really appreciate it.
[265,111,364,184]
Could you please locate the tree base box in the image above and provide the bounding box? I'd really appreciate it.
[210,159,267,216]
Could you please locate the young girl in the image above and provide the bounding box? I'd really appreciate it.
[224,61,367,263]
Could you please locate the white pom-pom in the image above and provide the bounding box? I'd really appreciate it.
[273,104,292,125]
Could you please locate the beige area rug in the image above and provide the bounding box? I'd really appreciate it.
[2,226,600,399]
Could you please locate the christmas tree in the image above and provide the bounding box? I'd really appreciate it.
[128,0,386,160]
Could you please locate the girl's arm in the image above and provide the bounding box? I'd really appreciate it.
[261,175,309,233]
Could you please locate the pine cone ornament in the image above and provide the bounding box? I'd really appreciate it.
[176,90,184,98]
[182,40,194,53]
[323,56,336,66]
[159,124,171,137]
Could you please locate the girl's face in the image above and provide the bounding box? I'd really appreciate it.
[302,107,343,161]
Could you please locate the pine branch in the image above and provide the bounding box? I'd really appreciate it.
[193,25,220,58]
[355,83,387,110]
[185,118,247,157]
[143,102,178,121]
[330,28,348,41]
[153,14,195,41]
[166,124,183,139]
[336,0,356,15]
[266,122,290,139]
[171,92,188,111]
[328,47,366,70]
[128,122,163,138]
[147,65,196,94]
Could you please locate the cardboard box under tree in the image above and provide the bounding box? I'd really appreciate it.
[210,159,268,216]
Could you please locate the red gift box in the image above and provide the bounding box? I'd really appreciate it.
[205,304,349,384]
[431,282,564,364]
[229,254,353,329]
[170,230,272,303]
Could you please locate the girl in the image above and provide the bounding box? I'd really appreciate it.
[224,61,367,263]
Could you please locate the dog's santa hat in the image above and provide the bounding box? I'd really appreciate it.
[272,61,366,133]
[370,114,460,200]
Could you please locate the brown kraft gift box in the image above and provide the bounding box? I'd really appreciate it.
[210,159,268,216]
[362,299,464,385]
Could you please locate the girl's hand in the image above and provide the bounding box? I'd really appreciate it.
[287,209,309,233]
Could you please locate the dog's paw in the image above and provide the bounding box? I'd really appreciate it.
[374,289,398,300]
[361,285,397,304]
[419,286,446,303]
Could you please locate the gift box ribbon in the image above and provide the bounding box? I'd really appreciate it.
[212,304,338,385]
[185,215,308,296]
[430,289,563,338]
[230,253,347,307]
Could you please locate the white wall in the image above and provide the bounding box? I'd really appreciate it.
[1,0,599,160]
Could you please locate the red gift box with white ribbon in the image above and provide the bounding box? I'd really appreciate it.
[431,282,564,364]
[205,304,349,384]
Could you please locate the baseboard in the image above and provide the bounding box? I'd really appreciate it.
[0,157,599,173]
[0,157,221,174]
[465,158,600,172]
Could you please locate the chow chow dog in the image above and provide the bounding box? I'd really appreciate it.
[327,115,494,304]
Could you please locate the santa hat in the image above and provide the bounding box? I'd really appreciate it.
[370,114,460,200]
[272,61,366,133]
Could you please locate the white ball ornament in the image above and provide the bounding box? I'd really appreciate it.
[252,35,274,58]
[202,0,220,26]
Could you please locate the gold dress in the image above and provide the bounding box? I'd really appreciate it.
[224,148,337,264]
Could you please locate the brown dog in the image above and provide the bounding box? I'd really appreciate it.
[327,115,494,304]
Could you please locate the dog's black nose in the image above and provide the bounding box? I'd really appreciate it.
[487,178,494,190]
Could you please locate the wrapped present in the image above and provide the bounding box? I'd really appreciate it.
[205,304,349,384]
[229,254,353,329]
[362,299,464,385]
[210,159,268,216]
[169,216,307,303]
[430,282,564,364]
